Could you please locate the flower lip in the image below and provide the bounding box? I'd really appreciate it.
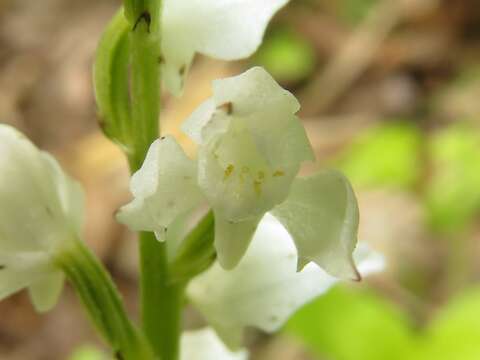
[187,213,384,349]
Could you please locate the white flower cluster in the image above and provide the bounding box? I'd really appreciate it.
[117,67,384,353]
[0,0,385,357]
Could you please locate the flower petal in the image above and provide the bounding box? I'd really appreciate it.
[0,125,81,253]
[188,68,314,222]
[214,213,261,270]
[162,0,289,95]
[117,136,204,240]
[272,170,360,279]
[188,214,383,349]
[182,99,216,144]
[28,271,64,312]
[182,68,314,268]
[181,328,248,360]
[0,252,53,301]
[0,268,34,301]
[211,66,300,116]
[42,153,85,236]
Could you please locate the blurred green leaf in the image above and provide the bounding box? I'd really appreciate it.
[253,27,316,83]
[339,0,379,25]
[426,125,480,233]
[412,287,480,360]
[284,286,414,360]
[336,122,422,190]
[69,345,107,360]
[432,67,480,123]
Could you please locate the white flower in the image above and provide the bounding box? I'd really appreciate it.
[118,67,360,278]
[161,0,289,95]
[181,328,248,360]
[187,214,384,349]
[116,136,204,241]
[0,125,84,312]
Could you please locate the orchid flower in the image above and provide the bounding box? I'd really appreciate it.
[118,66,361,279]
[0,125,84,312]
[181,328,248,360]
[161,0,289,95]
[187,214,384,349]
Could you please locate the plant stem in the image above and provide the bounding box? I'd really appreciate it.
[138,232,184,359]
[124,1,186,359]
[56,240,154,360]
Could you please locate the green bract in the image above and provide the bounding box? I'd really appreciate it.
[118,67,362,277]
[0,125,84,312]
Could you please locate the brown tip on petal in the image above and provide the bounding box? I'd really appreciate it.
[351,267,362,282]
[350,255,362,282]
[217,102,233,115]
[296,257,310,272]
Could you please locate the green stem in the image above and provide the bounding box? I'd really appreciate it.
[123,2,186,358]
[95,1,189,358]
[138,232,184,359]
[55,240,154,360]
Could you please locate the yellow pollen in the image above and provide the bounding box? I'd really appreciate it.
[224,164,234,180]
[253,180,262,195]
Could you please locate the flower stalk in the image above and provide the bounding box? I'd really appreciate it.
[121,0,187,358]
[55,240,154,360]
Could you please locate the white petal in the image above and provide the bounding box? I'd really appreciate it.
[0,252,53,301]
[211,66,300,116]
[42,153,85,236]
[181,328,248,360]
[188,214,382,349]
[117,136,204,240]
[181,68,314,268]
[214,213,261,270]
[197,126,298,222]
[0,268,34,301]
[162,0,289,94]
[28,271,64,313]
[188,68,313,222]
[272,170,360,279]
[182,99,216,144]
[0,125,81,253]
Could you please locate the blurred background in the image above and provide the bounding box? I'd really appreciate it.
[1,0,480,358]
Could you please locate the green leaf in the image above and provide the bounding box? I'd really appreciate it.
[339,0,379,25]
[336,122,422,190]
[69,345,107,360]
[425,125,480,233]
[253,27,316,83]
[413,287,480,360]
[284,286,414,360]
